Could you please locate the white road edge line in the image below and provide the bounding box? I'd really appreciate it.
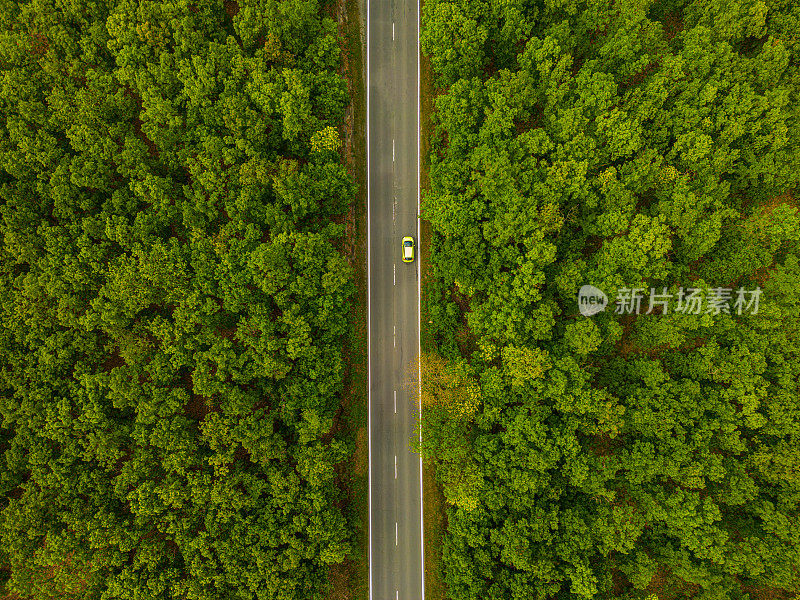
[417,0,425,593]
[366,0,373,594]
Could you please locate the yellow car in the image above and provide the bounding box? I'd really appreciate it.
[401,236,415,263]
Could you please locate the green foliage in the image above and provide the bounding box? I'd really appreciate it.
[0,0,355,598]
[421,0,800,598]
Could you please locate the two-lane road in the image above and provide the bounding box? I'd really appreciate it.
[366,0,423,596]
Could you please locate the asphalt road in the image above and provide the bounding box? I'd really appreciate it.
[367,0,423,596]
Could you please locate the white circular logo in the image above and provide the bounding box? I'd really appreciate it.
[577,285,608,317]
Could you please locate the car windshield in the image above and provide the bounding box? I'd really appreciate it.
[404,241,412,247]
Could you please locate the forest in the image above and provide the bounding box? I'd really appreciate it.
[0,0,357,598]
[419,0,800,598]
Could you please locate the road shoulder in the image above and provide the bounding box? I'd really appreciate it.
[324,0,369,596]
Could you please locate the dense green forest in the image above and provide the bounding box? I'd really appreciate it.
[0,0,357,598]
[420,0,800,598]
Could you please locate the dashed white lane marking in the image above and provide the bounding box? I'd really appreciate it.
[393,263,396,285]
[392,23,395,41]
[393,325,396,347]
[392,139,395,162]
[395,455,398,479]
[395,522,398,546]
[394,390,396,413]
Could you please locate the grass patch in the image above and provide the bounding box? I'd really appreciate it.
[423,462,447,600]
[325,0,368,596]
[419,42,436,356]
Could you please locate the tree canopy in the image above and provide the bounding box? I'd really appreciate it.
[420,0,800,598]
[0,0,356,598]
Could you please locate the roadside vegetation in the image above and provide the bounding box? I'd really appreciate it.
[0,0,359,598]
[418,0,800,598]
[323,0,370,595]
[418,8,448,599]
